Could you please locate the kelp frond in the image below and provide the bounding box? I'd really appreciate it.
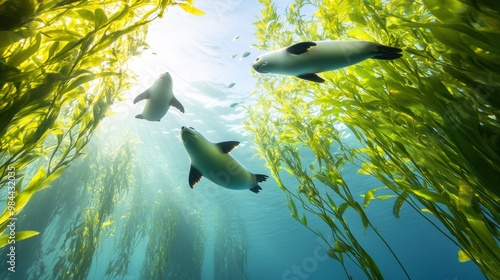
[246,0,500,279]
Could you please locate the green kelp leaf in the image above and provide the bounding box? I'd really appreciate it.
[14,165,47,202]
[288,196,299,220]
[348,12,366,26]
[44,165,69,187]
[0,62,23,91]
[65,72,118,93]
[422,0,468,23]
[412,188,447,204]
[332,239,352,253]
[421,208,432,214]
[101,219,113,228]
[326,193,336,209]
[109,4,130,23]
[363,188,378,208]
[51,39,82,62]
[47,41,60,59]
[458,249,471,262]
[51,128,64,135]
[11,154,39,173]
[178,3,205,16]
[43,30,83,42]
[94,8,108,30]
[456,180,499,253]
[358,162,373,175]
[0,231,40,248]
[301,213,307,227]
[353,202,370,232]
[327,248,340,260]
[77,9,96,22]
[1,27,37,47]
[406,23,475,55]
[9,33,42,67]
[78,33,96,55]
[337,203,349,217]
[318,213,335,229]
[376,195,396,200]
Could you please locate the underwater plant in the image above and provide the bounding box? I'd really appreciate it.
[140,190,205,280]
[246,0,499,279]
[50,136,136,280]
[0,0,204,246]
[0,158,88,280]
[51,135,137,280]
[105,171,149,279]
[214,207,250,280]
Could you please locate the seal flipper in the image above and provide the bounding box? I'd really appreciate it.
[189,165,203,188]
[372,44,403,60]
[250,185,262,194]
[170,97,185,113]
[255,174,269,183]
[286,42,317,55]
[250,174,268,193]
[297,73,325,83]
[135,114,144,119]
[216,141,240,154]
[133,90,151,104]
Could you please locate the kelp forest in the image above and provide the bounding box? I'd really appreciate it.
[0,0,248,279]
[1,0,499,279]
[246,0,500,279]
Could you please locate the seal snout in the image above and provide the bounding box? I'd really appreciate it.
[180,126,197,139]
[160,72,172,81]
[252,58,268,73]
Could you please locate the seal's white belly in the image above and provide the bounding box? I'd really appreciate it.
[190,145,255,190]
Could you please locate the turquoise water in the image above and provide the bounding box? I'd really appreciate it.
[0,0,488,279]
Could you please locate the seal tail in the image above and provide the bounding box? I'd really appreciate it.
[372,44,403,60]
[250,174,269,193]
[255,174,269,183]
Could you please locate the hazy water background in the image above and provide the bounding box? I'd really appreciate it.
[2,0,486,279]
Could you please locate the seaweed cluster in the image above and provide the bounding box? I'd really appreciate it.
[51,137,137,280]
[140,191,205,279]
[0,0,203,245]
[246,0,500,278]
[214,207,250,280]
[0,134,138,279]
[104,168,148,279]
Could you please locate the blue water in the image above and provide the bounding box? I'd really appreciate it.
[1,0,486,279]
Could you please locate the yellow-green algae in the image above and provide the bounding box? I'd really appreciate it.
[214,206,250,280]
[5,132,208,279]
[245,0,500,279]
[0,0,204,246]
[140,191,205,279]
[52,135,137,280]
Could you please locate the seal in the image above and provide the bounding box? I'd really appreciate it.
[252,40,402,83]
[133,72,184,121]
[180,126,268,193]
